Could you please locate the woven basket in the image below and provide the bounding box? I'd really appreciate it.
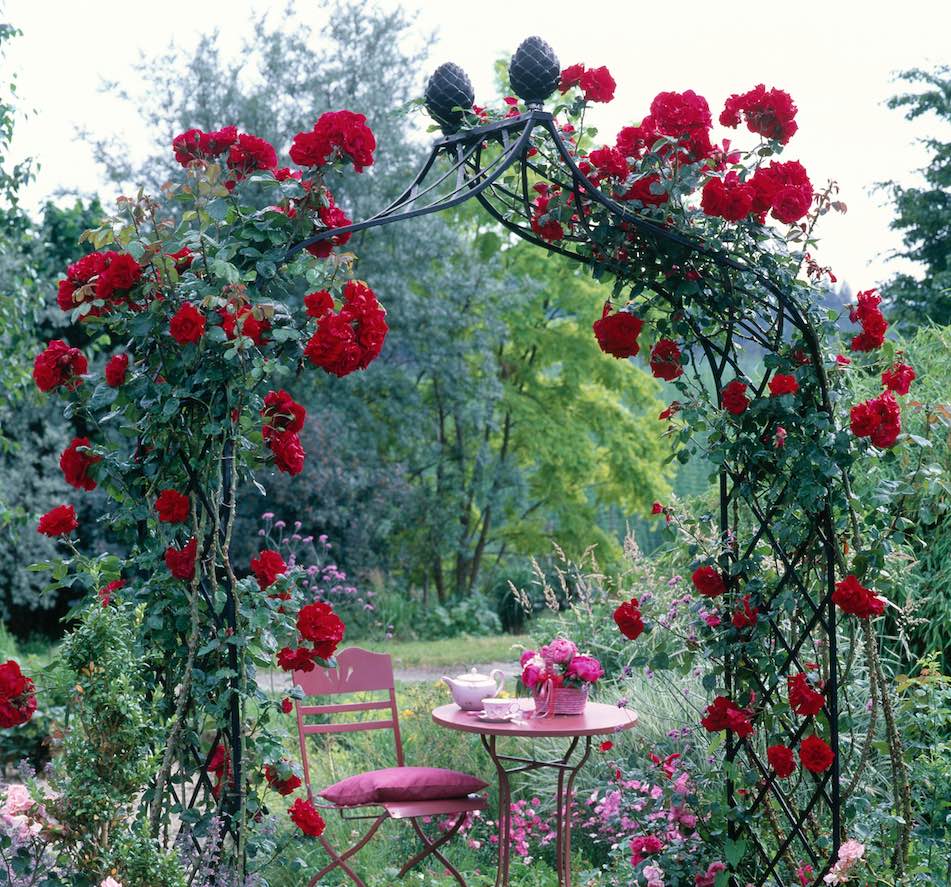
[533,684,588,716]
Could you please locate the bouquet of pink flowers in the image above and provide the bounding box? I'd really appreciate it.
[520,637,604,690]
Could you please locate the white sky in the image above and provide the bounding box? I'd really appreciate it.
[4,0,950,292]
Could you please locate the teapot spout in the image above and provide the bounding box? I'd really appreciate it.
[441,676,457,690]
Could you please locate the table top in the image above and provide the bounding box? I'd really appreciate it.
[432,699,638,738]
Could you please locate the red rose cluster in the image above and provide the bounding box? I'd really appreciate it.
[172,125,238,164]
[768,373,799,397]
[220,303,271,347]
[33,339,87,392]
[705,161,813,226]
[37,504,78,538]
[832,575,885,619]
[105,353,129,387]
[306,197,353,259]
[558,64,616,103]
[290,110,376,172]
[165,536,198,582]
[592,303,643,358]
[155,489,190,524]
[848,289,888,352]
[57,250,143,315]
[721,379,749,415]
[882,361,916,396]
[530,185,565,242]
[731,594,759,630]
[304,281,388,378]
[261,389,307,477]
[172,126,278,187]
[613,598,645,640]
[0,660,37,728]
[700,695,754,737]
[720,84,798,144]
[850,389,901,449]
[277,601,345,673]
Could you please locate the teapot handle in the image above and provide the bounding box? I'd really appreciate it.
[490,668,505,696]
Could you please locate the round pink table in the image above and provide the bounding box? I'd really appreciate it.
[433,699,637,887]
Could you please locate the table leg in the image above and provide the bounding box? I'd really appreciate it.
[483,734,512,887]
[555,735,591,887]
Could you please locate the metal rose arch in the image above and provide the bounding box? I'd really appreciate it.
[290,36,850,886]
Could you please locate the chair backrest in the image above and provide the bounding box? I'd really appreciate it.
[293,647,404,800]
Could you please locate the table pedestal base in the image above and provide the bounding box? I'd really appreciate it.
[480,733,592,887]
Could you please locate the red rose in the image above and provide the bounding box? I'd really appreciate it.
[530,193,565,241]
[832,574,885,619]
[251,549,287,590]
[277,646,317,673]
[731,594,759,630]
[297,602,345,659]
[169,247,194,272]
[99,578,124,607]
[787,673,825,716]
[649,339,683,380]
[720,85,798,145]
[619,174,668,206]
[304,283,387,376]
[268,430,305,476]
[593,303,643,358]
[849,289,888,352]
[172,126,237,164]
[165,537,198,581]
[57,251,108,312]
[701,173,755,223]
[304,290,334,318]
[766,744,797,778]
[579,66,616,103]
[261,390,306,441]
[37,504,78,538]
[105,353,129,387]
[650,90,711,136]
[882,361,915,395]
[651,501,664,515]
[700,695,754,738]
[289,797,326,837]
[0,660,37,729]
[692,565,727,598]
[599,740,614,752]
[616,121,660,160]
[155,489,190,524]
[290,110,376,172]
[227,133,278,177]
[558,63,585,93]
[799,735,834,773]
[33,339,88,392]
[280,697,293,714]
[306,200,353,259]
[768,374,799,397]
[613,598,645,641]
[170,303,206,345]
[60,437,100,491]
[722,379,749,415]
[265,763,302,797]
[220,305,271,347]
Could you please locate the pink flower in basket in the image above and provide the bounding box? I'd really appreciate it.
[566,654,604,684]
[520,652,546,688]
[540,637,577,664]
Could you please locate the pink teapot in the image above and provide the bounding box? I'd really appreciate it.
[442,667,505,711]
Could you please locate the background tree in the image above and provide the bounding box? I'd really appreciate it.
[84,2,668,608]
[880,64,951,328]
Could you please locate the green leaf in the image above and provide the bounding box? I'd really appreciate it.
[725,838,747,867]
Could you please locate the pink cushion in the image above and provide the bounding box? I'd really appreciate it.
[319,767,487,807]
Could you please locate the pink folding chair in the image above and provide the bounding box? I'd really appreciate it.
[294,647,487,887]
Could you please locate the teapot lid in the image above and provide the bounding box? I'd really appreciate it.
[454,667,491,683]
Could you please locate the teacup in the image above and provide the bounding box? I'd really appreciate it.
[481,697,519,719]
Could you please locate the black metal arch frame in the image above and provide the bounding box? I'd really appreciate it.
[287,108,846,886]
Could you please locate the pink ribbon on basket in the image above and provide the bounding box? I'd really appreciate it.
[532,677,557,719]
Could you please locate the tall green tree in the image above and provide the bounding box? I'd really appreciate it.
[881,65,951,327]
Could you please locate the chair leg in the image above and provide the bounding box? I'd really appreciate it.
[398,813,469,886]
[307,816,386,887]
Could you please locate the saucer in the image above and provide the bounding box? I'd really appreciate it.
[476,710,519,722]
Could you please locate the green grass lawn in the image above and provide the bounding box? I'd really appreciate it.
[353,633,532,670]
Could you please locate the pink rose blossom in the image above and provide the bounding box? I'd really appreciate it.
[566,653,604,684]
[541,637,577,664]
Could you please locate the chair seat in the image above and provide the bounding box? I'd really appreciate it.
[319,766,489,808]
[384,794,488,820]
